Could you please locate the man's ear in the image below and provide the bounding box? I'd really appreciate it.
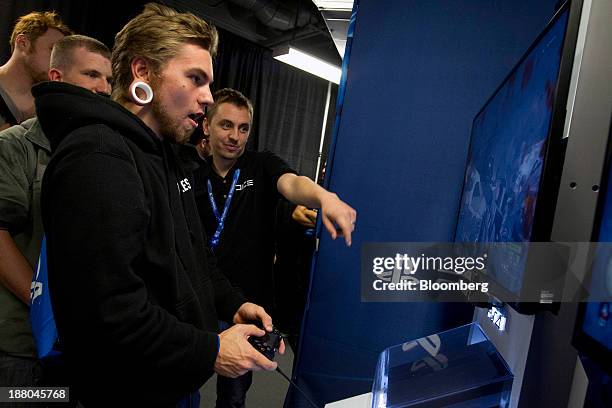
[130,57,152,82]
[14,33,30,53]
[48,68,62,82]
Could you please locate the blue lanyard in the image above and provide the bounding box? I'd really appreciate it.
[207,168,241,250]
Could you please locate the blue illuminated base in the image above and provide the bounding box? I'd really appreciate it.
[372,323,513,408]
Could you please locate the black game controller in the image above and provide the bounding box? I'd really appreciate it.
[248,326,282,361]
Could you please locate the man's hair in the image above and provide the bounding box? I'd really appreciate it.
[207,88,254,123]
[50,35,111,71]
[111,2,219,102]
[9,11,73,53]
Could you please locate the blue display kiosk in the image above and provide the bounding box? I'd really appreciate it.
[288,0,612,407]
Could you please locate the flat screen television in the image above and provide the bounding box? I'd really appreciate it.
[574,302,612,376]
[454,1,582,313]
[573,124,612,375]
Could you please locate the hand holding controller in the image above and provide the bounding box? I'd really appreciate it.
[248,326,282,360]
[246,325,320,408]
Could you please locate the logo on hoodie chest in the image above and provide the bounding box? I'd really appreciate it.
[178,178,192,193]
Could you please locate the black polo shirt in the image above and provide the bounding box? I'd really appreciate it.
[194,150,296,309]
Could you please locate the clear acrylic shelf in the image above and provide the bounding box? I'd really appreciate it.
[372,323,513,408]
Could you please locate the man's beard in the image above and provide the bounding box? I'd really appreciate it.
[24,57,47,84]
[150,96,193,144]
[30,69,48,84]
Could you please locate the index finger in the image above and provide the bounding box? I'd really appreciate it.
[336,217,354,247]
[240,324,266,337]
[255,309,273,332]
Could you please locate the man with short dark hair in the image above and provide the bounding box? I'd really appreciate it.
[0,11,72,130]
[194,88,356,407]
[48,34,112,94]
[0,34,111,389]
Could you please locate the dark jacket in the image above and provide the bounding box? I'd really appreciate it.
[33,82,245,407]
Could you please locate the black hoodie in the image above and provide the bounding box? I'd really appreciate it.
[33,82,245,407]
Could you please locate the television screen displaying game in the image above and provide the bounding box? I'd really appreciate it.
[455,9,570,295]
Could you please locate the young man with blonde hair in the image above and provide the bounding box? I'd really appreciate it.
[0,11,72,130]
[0,34,111,390]
[33,4,280,406]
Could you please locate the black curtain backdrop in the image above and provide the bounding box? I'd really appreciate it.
[0,0,146,57]
[214,29,336,178]
[0,0,337,178]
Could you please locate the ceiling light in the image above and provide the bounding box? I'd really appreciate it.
[273,46,341,84]
[311,0,354,11]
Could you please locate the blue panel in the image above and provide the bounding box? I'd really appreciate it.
[288,1,559,406]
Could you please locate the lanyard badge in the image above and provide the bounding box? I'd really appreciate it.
[207,168,241,250]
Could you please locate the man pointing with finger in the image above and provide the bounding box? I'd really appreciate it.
[194,88,356,407]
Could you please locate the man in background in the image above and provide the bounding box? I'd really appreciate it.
[0,34,111,388]
[0,11,72,130]
[194,88,356,407]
